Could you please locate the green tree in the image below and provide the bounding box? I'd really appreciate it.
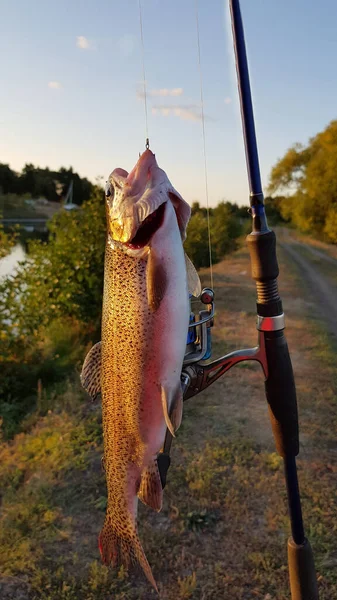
[324,208,337,243]
[18,163,38,196]
[267,120,337,241]
[0,219,17,258]
[0,186,105,345]
[190,201,209,218]
[0,164,19,195]
[57,167,93,205]
[0,187,105,434]
[264,196,286,225]
[184,212,211,269]
[184,201,243,269]
[211,201,242,260]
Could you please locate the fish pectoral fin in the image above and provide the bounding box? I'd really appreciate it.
[138,458,163,512]
[161,385,184,437]
[161,386,176,438]
[170,385,184,432]
[146,248,167,313]
[185,252,201,298]
[80,341,102,400]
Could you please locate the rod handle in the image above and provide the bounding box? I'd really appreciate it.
[288,538,319,600]
[264,330,299,457]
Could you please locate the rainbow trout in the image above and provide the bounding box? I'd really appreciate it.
[81,150,200,590]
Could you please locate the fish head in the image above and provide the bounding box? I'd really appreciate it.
[105,150,191,253]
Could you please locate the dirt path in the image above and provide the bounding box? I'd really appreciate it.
[278,228,337,340]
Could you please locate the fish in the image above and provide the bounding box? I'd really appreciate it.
[81,149,201,591]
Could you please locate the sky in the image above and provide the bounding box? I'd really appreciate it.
[1,0,337,207]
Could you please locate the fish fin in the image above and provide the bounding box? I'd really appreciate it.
[146,249,167,313]
[170,385,184,432]
[161,385,184,436]
[161,386,176,438]
[185,252,201,297]
[138,459,163,512]
[99,519,158,593]
[80,342,102,400]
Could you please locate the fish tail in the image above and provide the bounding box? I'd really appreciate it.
[98,517,158,593]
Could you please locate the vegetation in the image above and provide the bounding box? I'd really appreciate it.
[0,216,17,259]
[268,119,337,242]
[0,188,105,437]
[1,150,336,596]
[0,162,94,205]
[0,241,336,599]
[184,201,246,269]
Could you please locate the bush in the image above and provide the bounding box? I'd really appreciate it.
[184,202,243,269]
[0,188,105,437]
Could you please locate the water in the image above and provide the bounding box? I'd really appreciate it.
[0,244,26,280]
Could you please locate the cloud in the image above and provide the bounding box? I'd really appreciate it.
[224,97,232,105]
[152,104,212,122]
[48,81,62,89]
[76,36,91,50]
[151,88,183,97]
[138,87,184,99]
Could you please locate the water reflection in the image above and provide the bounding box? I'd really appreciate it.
[0,244,26,279]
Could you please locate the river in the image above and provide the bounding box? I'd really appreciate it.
[0,244,26,280]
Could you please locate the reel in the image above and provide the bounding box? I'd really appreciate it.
[184,288,215,365]
[181,289,268,402]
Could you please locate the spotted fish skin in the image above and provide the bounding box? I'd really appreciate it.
[87,150,194,591]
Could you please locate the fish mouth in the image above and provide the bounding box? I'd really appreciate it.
[125,202,166,249]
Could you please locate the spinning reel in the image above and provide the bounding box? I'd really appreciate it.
[182,289,268,401]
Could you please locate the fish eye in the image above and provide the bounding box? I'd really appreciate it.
[105,182,114,200]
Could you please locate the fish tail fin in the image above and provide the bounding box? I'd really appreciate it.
[98,518,158,593]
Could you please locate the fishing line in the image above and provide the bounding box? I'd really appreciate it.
[195,0,214,290]
[138,0,150,148]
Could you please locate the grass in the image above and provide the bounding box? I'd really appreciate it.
[1,237,337,598]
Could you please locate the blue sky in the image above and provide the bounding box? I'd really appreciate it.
[1,0,337,206]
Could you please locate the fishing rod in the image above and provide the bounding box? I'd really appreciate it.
[157,1,320,598]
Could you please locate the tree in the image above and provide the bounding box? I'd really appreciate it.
[0,163,94,203]
[19,163,38,196]
[0,186,106,345]
[211,201,242,260]
[190,201,209,218]
[267,120,337,241]
[58,167,93,205]
[184,201,243,269]
[264,196,286,225]
[184,212,211,269]
[324,208,337,243]
[0,164,19,195]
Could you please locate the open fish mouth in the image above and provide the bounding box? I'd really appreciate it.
[125,202,166,249]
